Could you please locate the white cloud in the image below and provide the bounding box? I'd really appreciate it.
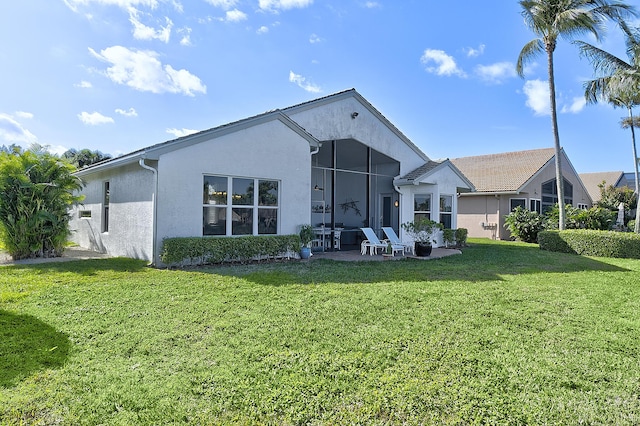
[420,49,466,77]
[75,80,93,88]
[465,44,485,58]
[475,62,517,84]
[365,2,381,8]
[47,145,71,156]
[15,111,34,119]
[64,0,158,13]
[259,0,313,12]
[115,107,138,117]
[78,111,115,125]
[561,96,587,114]
[178,27,192,45]
[166,127,199,138]
[129,9,172,43]
[523,79,550,116]
[0,113,37,144]
[205,0,238,9]
[225,9,247,22]
[309,33,322,43]
[89,45,207,96]
[257,25,269,34]
[289,71,321,93]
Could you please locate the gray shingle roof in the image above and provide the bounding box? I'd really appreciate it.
[450,148,556,193]
[401,160,445,181]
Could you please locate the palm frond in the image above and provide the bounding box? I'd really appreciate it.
[575,40,629,75]
[517,38,545,77]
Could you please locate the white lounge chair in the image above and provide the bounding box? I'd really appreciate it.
[360,227,405,256]
[382,227,415,255]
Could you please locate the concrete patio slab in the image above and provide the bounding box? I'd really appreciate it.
[309,247,462,262]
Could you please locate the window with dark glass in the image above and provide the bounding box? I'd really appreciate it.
[530,199,542,213]
[102,181,110,233]
[440,195,453,228]
[203,176,228,235]
[258,180,278,234]
[541,178,573,213]
[510,198,526,211]
[203,176,279,236]
[414,194,431,221]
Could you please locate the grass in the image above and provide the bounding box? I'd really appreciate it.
[1,238,640,424]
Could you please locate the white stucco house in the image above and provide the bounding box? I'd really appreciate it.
[69,89,473,265]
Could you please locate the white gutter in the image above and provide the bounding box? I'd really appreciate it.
[139,158,158,265]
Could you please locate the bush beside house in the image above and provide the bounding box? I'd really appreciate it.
[161,235,300,267]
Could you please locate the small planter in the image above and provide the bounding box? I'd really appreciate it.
[382,253,394,260]
[300,247,311,259]
[415,242,432,257]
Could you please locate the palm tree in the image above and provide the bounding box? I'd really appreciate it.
[578,20,640,232]
[516,0,634,230]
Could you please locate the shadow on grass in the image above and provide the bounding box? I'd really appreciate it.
[2,257,149,276]
[0,310,70,388]
[203,240,633,286]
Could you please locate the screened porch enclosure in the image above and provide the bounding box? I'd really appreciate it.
[311,139,400,250]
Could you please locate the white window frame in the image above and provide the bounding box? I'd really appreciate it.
[413,193,432,221]
[510,198,526,211]
[577,203,588,210]
[102,181,110,233]
[439,194,453,229]
[530,198,542,214]
[203,175,280,236]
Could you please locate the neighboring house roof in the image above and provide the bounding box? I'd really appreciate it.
[395,159,475,191]
[578,171,624,203]
[450,148,557,193]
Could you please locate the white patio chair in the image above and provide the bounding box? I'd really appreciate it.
[360,227,404,256]
[382,227,415,255]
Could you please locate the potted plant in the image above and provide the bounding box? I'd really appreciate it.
[382,241,394,259]
[401,218,441,257]
[299,224,314,259]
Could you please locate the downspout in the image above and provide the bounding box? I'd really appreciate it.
[139,157,158,265]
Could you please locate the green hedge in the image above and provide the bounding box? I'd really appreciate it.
[538,230,640,259]
[160,234,301,267]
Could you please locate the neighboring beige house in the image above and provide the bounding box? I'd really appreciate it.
[451,147,592,240]
[579,171,630,204]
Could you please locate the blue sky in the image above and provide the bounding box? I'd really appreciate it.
[1,0,639,173]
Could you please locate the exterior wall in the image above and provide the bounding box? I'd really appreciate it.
[154,119,312,260]
[397,166,468,247]
[69,162,155,259]
[288,97,426,175]
[456,195,501,239]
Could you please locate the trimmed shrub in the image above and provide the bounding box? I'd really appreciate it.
[442,228,455,247]
[539,230,640,258]
[454,228,468,247]
[160,234,301,267]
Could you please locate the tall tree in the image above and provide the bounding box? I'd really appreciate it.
[62,148,112,169]
[578,20,640,232]
[516,0,634,230]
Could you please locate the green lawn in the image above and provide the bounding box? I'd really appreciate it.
[1,239,640,425]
